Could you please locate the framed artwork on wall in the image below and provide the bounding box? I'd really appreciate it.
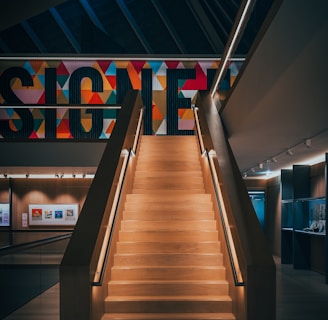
[0,203,10,226]
[29,204,79,226]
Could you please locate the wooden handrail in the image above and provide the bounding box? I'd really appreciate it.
[60,90,143,320]
[92,108,144,286]
[194,91,276,320]
[194,105,244,286]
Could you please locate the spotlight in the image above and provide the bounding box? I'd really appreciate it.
[72,174,76,178]
[251,168,256,173]
[271,157,277,163]
[287,149,293,156]
[259,163,264,170]
[305,139,311,148]
[26,174,29,178]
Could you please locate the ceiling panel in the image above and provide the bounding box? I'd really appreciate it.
[0,0,274,56]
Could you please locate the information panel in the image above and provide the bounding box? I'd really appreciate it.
[0,203,10,226]
[29,204,79,226]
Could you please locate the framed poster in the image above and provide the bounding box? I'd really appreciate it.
[0,203,10,226]
[29,204,79,226]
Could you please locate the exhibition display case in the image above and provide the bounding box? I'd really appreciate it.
[280,156,328,282]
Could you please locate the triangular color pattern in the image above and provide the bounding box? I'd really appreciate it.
[178,119,194,131]
[105,62,117,75]
[105,119,115,134]
[56,119,72,138]
[106,91,117,104]
[96,60,112,74]
[57,62,70,75]
[152,104,163,121]
[155,75,166,90]
[30,60,46,74]
[182,63,207,90]
[152,76,164,91]
[127,62,142,89]
[106,75,116,89]
[12,89,44,104]
[165,61,180,69]
[81,118,92,132]
[147,61,163,74]
[155,119,167,135]
[131,60,146,74]
[88,93,105,104]
[23,61,36,75]
[37,91,46,104]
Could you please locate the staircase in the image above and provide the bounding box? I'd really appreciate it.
[102,136,235,320]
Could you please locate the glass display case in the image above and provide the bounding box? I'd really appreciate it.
[280,156,328,282]
[281,200,294,231]
[295,198,326,235]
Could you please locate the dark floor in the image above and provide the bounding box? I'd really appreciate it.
[276,258,328,320]
[4,257,328,319]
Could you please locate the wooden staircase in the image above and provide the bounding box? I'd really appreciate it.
[102,136,235,320]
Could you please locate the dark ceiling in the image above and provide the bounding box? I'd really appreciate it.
[3,0,326,181]
[0,0,274,56]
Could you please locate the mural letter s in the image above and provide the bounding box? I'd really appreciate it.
[0,67,34,138]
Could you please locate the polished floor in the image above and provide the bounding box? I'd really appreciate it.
[4,257,328,320]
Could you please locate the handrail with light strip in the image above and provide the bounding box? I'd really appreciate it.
[193,106,244,286]
[92,107,144,286]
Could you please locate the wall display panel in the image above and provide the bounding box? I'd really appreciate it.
[0,58,243,138]
[0,203,10,226]
[28,204,78,226]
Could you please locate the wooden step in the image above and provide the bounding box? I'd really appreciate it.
[120,220,217,231]
[124,202,213,212]
[113,253,223,266]
[107,280,229,296]
[132,182,204,190]
[102,313,236,320]
[123,210,215,221]
[133,171,203,178]
[124,194,211,204]
[116,241,221,254]
[111,266,226,281]
[125,193,211,202]
[104,295,232,313]
[132,188,206,194]
[119,230,219,242]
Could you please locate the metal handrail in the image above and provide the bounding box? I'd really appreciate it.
[193,106,244,286]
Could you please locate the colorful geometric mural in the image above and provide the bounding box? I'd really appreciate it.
[0,59,243,139]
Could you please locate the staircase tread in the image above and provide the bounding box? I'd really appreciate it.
[106,295,232,302]
[112,266,225,269]
[114,253,222,256]
[102,313,235,320]
[121,220,216,223]
[120,230,217,233]
[118,241,219,244]
[109,280,228,284]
